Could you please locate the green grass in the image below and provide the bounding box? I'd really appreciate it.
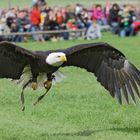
[0,33,140,140]
[0,0,139,8]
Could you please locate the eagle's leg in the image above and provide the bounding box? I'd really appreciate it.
[31,74,38,90]
[31,78,38,90]
[21,79,32,111]
[33,74,54,106]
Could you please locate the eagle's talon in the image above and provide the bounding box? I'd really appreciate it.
[43,81,52,89]
[33,80,52,106]
[31,82,38,90]
[44,82,48,89]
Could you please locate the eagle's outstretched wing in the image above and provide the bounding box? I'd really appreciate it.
[0,41,37,79]
[62,42,140,104]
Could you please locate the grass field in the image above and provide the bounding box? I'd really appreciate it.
[0,0,139,8]
[0,33,140,140]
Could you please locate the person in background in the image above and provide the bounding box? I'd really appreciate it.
[109,3,120,34]
[75,3,83,16]
[30,3,44,41]
[0,17,10,41]
[40,11,47,29]
[56,9,69,40]
[67,17,78,39]
[129,5,140,35]
[59,7,69,40]
[75,4,85,29]
[6,8,17,30]
[40,3,50,30]
[43,9,59,41]
[66,5,75,20]
[16,10,31,42]
[38,0,46,7]
[61,7,68,22]
[118,6,135,37]
[56,10,63,26]
[93,4,107,26]
[83,10,92,29]
[105,1,111,19]
[38,0,47,13]
[135,5,140,20]
[86,18,102,40]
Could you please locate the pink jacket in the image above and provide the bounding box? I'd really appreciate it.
[93,8,105,20]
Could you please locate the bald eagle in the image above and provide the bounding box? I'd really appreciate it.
[0,41,140,111]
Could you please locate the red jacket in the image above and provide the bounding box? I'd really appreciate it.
[31,7,41,25]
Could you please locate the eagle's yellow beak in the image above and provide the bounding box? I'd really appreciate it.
[60,55,67,62]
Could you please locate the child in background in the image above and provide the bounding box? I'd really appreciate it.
[93,4,107,26]
[86,18,102,40]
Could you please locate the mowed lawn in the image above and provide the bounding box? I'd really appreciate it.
[0,33,140,140]
[0,0,139,8]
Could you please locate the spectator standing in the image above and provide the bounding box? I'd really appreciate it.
[30,3,44,41]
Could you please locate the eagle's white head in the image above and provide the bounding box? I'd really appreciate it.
[46,52,67,67]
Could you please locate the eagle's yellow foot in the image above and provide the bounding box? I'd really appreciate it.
[31,82,38,90]
[33,80,52,106]
[44,80,52,90]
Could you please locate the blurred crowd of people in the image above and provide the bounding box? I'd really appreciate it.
[0,0,140,42]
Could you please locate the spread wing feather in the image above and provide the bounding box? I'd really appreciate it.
[62,42,140,104]
[0,41,37,79]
